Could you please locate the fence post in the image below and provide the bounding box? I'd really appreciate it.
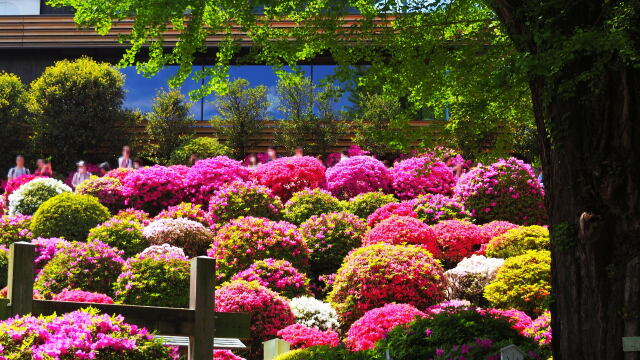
[7,242,35,316]
[188,256,215,360]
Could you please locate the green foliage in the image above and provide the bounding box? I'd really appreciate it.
[484,250,551,316]
[343,192,396,219]
[87,219,148,258]
[274,346,350,360]
[31,193,111,242]
[27,57,133,171]
[282,189,344,225]
[0,72,28,175]
[485,225,550,258]
[0,247,8,288]
[211,79,269,158]
[8,178,71,216]
[139,89,195,164]
[169,137,230,165]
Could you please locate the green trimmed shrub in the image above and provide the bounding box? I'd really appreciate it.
[208,181,283,223]
[344,192,396,219]
[0,72,29,173]
[282,189,343,225]
[87,219,148,258]
[8,178,71,216]
[484,250,551,315]
[30,193,110,242]
[169,137,231,165]
[485,225,550,258]
[273,346,349,360]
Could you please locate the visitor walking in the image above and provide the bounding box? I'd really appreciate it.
[7,155,30,180]
[246,153,259,169]
[71,161,91,187]
[118,146,133,168]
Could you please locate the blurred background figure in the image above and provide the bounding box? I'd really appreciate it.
[34,159,53,177]
[266,146,278,162]
[118,145,133,168]
[294,146,304,157]
[98,162,111,176]
[71,161,91,187]
[7,155,30,180]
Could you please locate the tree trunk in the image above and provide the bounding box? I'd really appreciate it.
[488,1,640,358]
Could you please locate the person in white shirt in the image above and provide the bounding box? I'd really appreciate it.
[71,161,91,187]
[7,155,30,180]
[118,146,133,168]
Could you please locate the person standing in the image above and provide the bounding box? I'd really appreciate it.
[34,159,54,177]
[294,146,304,157]
[7,155,30,180]
[265,146,279,163]
[118,146,133,168]
[71,161,91,187]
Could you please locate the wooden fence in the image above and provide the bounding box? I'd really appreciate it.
[0,242,250,360]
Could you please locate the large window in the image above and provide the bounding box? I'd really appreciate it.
[0,0,40,15]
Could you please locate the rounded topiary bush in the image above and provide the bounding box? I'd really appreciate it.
[299,212,368,279]
[282,189,343,225]
[169,137,231,165]
[289,296,340,331]
[344,191,396,219]
[113,250,190,308]
[479,220,521,245]
[120,165,186,214]
[232,258,311,298]
[485,225,550,258]
[87,218,148,258]
[325,156,391,200]
[75,176,126,213]
[366,201,417,227]
[209,217,310,282]
[208,181,283,223]
[34,240,124,298]
[2,175,42,205]
[328,243,445,328]
[390,156,456,199]
[484,250,551,315]
[412,194,470,225]
[431,220,485,267]
[143,218,213,258]
[444,255,504,304]
[31,237,70,275]
[0,214,33,246]
[184,156,251,206]
[363,216,440,256]
[30,193,111,242]
[256,156,326,201]
[113,208,151,225]
[154,202,211,227]
[454,157,546,225]
[8,178,71,215]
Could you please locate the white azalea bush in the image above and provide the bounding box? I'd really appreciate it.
[8,178,71,215]
[140,244,187,259]
[289,296,340,331]
[444,255,504,304]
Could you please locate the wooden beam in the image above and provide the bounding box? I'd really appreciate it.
[188,256,216,360]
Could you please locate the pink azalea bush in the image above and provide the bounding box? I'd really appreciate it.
[345,303,426,351]
[390,156,456,199]
[0,214,33,246]
[155,202,212,227]
[277,324,340,349]
[454,157,546,225]
[325,156,391,200]
[412,194,470,225]
[255,156,326,201]
[213,350,246,360]
[52,289,114,304]
[31,237,69,275]
[232,258,311,298]
[121,165,186,214]
[364,216,440,257]
[75,176,126,213]
[208,181,283,223]
[524,310,552,346]
[0,308,178,359]
[143,218,213,258]
[328,243,445,327]
[366,201,417,227]
[478,221,521,253]
[2,174,41,204]
[432,220,485,266]
[184,157,251,206]
[104,167,135,183]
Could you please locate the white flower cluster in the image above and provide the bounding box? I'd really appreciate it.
[140,244,187,259]
[289,296,340,331]
[9,178,71,215]
[444,255,504,301]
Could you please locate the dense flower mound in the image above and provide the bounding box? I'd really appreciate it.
[210,217,310,282]
[482,308,533,333]
[524,311,552,347]
[140,244,186,259]
[143,218,213,258]
[0,308,178,360]
[52,289,114,304]
[412,194,470,225]
[0,214,33,246]
[256,156,326,201]
[484,250,551,315]
[232,258,311,298]
[344,191,397,219]
[184,157,251,206]
[289,296,340,331]
[431,220,485,267]
[454,157,546,225]
[485,225,550,258]
[390,156,456,199]
[325,156,391,200]
[282,189,343,225]
[346,303,426,351]
[121,165,186,214]
[364,216,440,256]
[75,176,126,213]
[87,218,148,258]
[215,280,295,356]
[277,324,340,350]
[478,221,521,251]
[113,208,151,226]
[299,212,368,278]
[155,202,212,227]
[208,181,283,223]
[444,255,504,304]
[213,350,246,360]
[8,177,71,215]
[103,167,135,183]
[366,201,417,227]
[2,174,42,203]
[113,250,190,308]
[34,240,125,298]
[31,237,69,274]
[328,243,445,328]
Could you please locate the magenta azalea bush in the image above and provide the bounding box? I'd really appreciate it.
[390,156,455,199]
[366,201,417,227]
[208,181,283,223]
[345,303,426,351]
[432,220,485,267]
[0,214,33,246]
[2,174,42,204]
[51,289,114,304]
[277,324,340,350]
[31,237,70,275]
[213,350,246,360]
[210,217,310,282]
[75,176,126,213]
[232,258,311,298]
[143,218,213,258]
[328,243,445,327]
[121,165,186,214]
[412,194,470,225]
[454,157,546,225]
[184,157,251,206]
[479,221,521,246]
[104,167,135,183]
[0,308,178,359]
[325,156,391,200]
[364,216,440,257]
[256,156,326,201]
[155,202,212,227]
[524,310,552,347]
